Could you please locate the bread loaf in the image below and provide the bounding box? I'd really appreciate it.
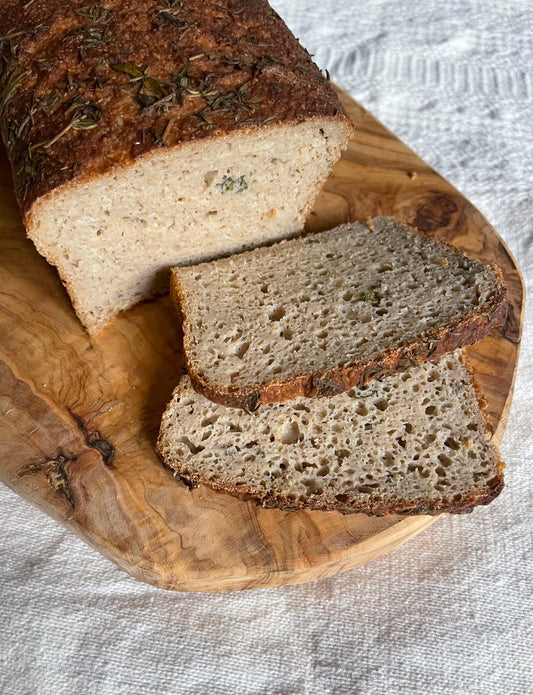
[0,0,352,334]
[157,352,504,515]
[172,216,507,410]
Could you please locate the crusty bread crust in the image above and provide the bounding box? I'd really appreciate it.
[0,0,351,214]
[172,219,508,411]
[162,467,505,516]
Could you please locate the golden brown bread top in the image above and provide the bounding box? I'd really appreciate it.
[0,0,350,212]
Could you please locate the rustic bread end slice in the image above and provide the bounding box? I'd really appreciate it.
[172,216,507,410]
[157,352,504,516]
[29,119,350,335]
[1,0,353,336]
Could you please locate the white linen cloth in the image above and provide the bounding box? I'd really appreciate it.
[1,1,532,693]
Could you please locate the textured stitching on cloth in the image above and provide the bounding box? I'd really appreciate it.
[318,47,532,100]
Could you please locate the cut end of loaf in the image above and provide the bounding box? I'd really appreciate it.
[157,353,504,516]
[174,216,507,409]
[26,118,351,334]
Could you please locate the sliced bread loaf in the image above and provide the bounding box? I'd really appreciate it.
[157,351,504,515]
[172,216,507,410]
[0,1,352,334]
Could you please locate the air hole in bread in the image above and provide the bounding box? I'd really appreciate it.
[234,341,250,359]
[203,170,218,187]
[438,453,453,467]
[178,436,204,455]
[269,306,286,322]
[444,437,460,451]
[280,421,301,444]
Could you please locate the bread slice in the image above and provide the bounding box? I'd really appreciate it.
[0,1,352,335]
[173,216,507,410]
[157,352,504,516]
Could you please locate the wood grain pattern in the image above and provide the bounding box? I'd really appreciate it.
[0,90,524,592]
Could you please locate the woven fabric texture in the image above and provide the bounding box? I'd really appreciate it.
[1,1,532,693]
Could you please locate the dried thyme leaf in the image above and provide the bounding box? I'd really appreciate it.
[112,63,182,113]
[156,0,185,27]
[112,62,144,79]
[149,126,165,146]
[15,92,61,139]
[199,82,259,115]
[367,364,389,380]
[242,115,276,127]
[192,110,215,131]
[427,337,443,353]
[143,92,181,115]
[30,98,102,151]
[250,36,271,48]
[35,58,53,72]
[71,6,113,58]
[76,6,112,24]
[170,21,197,49]
[65,95,102,121]
[0,23,49,47]
[219,54,243,66]
[17,148,60,198]
[161,116,175,142]
[254,55,282,71]
[173,65,190,87]
[0,67,29,117]
[265,6,281,19]
[70,113,101,131]
[82,72,108,90]
[187,82,260,127]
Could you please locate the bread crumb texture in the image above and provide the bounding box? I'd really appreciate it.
[174,216,506,400]
[157,352,504,515]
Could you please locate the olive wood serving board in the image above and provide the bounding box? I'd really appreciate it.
[0,90,524,592]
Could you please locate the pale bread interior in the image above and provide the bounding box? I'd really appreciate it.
[28,119,351,334]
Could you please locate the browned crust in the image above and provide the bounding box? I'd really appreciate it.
[161,460,505,516]
[460,349,500,443]
[0,0,352,213]
[175,269,508,412]
[157,444,505,517]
